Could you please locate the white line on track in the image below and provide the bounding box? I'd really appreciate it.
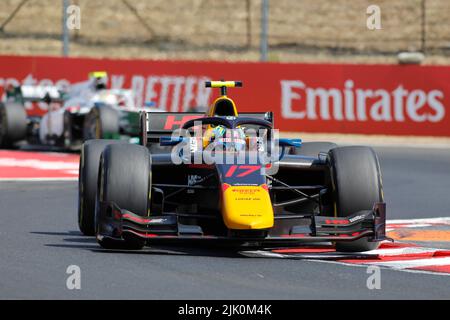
[356,247,442,256]
[387,217,450,224]
[310,259,450,277]
[0,178,78,182]
[360,257,450,269]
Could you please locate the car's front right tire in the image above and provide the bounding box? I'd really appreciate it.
[95,144,152,250]
[78,139,126,236]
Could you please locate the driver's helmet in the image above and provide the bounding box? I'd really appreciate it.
[89,71,108,91]
[203,125,246,151]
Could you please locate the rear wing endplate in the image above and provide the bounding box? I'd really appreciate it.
[4,85,65,105]
[19,85,64,103]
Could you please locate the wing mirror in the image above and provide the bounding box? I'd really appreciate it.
[275,138,302,160]
[159,136,186,146]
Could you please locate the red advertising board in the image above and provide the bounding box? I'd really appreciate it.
[1,55,449,136]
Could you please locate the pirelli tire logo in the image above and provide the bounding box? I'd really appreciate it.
[281,80,445,123]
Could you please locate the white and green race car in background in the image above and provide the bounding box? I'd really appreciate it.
[0,72,153,150]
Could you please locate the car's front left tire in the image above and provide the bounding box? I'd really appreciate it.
[328,146,384,252]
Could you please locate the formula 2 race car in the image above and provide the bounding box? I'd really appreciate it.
[0,72,144,150]
[78,81,388,252]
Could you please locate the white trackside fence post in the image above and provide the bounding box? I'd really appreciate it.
[260,0,269,62]
[62,0,70,57]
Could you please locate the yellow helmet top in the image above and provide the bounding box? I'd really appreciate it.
[89,71,108,79]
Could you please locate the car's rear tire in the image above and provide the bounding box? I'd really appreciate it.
[96,144,151,250]
[0,102,27,148]
[291,142,337,158]
[328,146,384,252]
[83,105,119,141]
[78,139,126,236]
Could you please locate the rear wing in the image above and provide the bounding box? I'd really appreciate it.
[4,85,65,104]
[140,111,274,146]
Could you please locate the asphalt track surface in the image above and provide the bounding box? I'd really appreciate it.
[1,146,450,299]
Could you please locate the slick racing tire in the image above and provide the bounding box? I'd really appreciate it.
[78,139,126,236]
[96,144,151,250]
[328,146,384,252]
[0,102,27,148]
[83,105,119,141]
[291,142,337,158]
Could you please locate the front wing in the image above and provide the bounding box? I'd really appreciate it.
[96,202,389,245]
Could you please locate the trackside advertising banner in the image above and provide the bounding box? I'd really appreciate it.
[1,55,449,136]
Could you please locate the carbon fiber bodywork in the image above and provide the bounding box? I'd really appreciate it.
[97,200,387,244]
[95,112,389,247]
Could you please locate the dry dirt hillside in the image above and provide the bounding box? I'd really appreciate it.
[0,0,449,64]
